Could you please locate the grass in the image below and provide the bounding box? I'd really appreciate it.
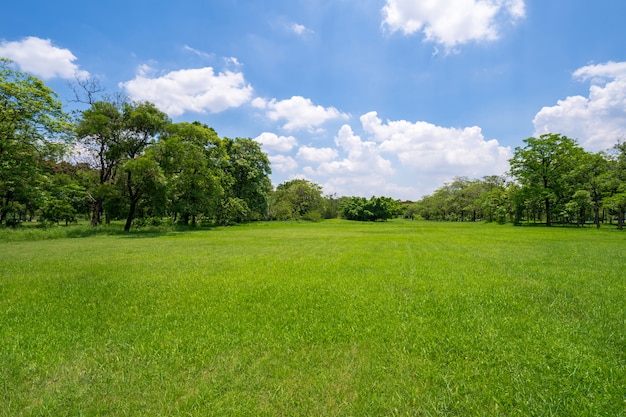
[0,220,624,416]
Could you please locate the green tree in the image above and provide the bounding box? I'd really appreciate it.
[75,99,170,230]
[117,102,170,231]
[271,179,324,221]
[605,141,626,229]
[156,122,224,225]
[509,134,585,226]
[0,58,70,226]
[340,196,399,221]
[75,99,126,225]
[217,138,272,224]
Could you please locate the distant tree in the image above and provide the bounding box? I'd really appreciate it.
[340,196,399,221]
[271,179,324,221]
[605,141,626,229]
[509,134,586,226]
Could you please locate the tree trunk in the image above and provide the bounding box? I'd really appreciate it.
[91,199,103,226]
[124,198,138,232]
[545,198,552,226]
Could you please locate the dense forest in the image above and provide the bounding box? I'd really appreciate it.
[2,58,625,229]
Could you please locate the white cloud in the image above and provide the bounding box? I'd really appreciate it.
[286,113,511,199]
[183,45,214,59]
[254,132,298,153]
[0,36,89,79]
[382,0,526,49]
[269,154,298,173]
[254,96,349,131]
[120,65,253,117]
[296,145,338,163]
[533,61,626,151]
[361,111,511,175]
[289,23,314,37]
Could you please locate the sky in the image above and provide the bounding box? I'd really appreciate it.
[2,0,625,199]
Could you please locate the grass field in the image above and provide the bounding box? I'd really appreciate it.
[1,220,624,416]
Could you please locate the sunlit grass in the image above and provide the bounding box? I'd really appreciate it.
[1,220,624,416]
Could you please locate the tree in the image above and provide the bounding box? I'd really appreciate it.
[156,122,224,225]
[117,102,170,231]
[509,134,585,226]
[74,99,126,225]
[340,196,399,221]
[217,138,272,224]
[0,58,70,226]
[605,141,626,229]
[271,179,324,221]
[75,99,170,230]
[567,151,609,228]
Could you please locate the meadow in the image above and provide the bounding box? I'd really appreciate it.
[0,220,624,416]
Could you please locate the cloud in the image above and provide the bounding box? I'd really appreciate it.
[361,111,511,175]
[296,145,338,163]
[254,132,298,153]
[120,65,253,117]
[305,124,394,186]
[289,23,314,37]
[269,154,298,173]
[0,36,89,79]
[286,113,511,199]
[533,61,626,151]
[253,96,349,131]
[183,45,214,59]
[382,0,526,49]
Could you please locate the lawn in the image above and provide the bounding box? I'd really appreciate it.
[0,220,624,416]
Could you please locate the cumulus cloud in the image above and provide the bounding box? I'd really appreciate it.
[289,113,511,199]
[269,154,298,173]
[0,36,89,79]
[382,0,526,49]
[253,96,349,131]
[254,132,298,153]
[296,145,338,163]
[120,65,253,117]
[533,61,626,151]
[308,124,394,180]
[361,111,511,175]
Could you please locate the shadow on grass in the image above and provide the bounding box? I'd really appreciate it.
[0,222,220,242]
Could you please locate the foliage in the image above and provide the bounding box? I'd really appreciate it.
[509,133,586,226]
[340,196,400,221]
[270,179,324,220]
[0,58,71,226]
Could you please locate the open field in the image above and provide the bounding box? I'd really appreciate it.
[1,220,624,416]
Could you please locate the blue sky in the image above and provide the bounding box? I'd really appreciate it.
[3,0,625,199]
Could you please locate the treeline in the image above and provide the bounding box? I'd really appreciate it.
[3,60,626,230]
[407,134,626,229]
[1,59,273,230]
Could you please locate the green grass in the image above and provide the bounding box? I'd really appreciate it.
[1,220,624,416]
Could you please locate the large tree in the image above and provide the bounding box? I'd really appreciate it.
[156,122,224,225]
[75,99,170,229]
[509,133,586,226]
[217,137,272,224]
[0,58,71,226]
